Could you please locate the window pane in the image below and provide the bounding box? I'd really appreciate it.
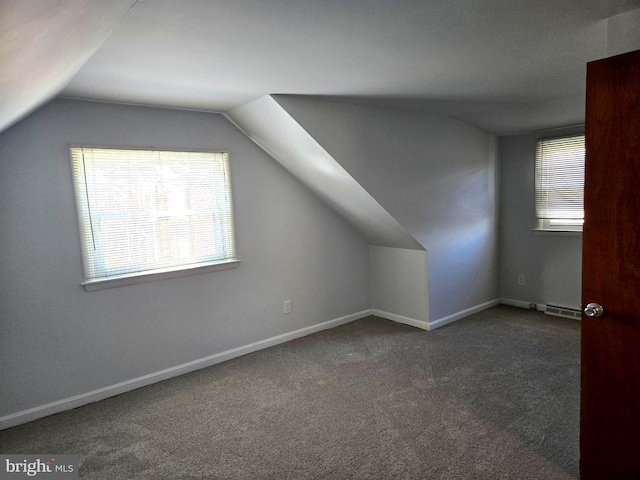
[71,147,236,282]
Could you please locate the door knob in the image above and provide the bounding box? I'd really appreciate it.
[584,303,604,318]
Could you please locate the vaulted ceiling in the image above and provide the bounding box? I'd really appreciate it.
[1,0,639,135]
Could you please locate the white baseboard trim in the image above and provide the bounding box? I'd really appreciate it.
[429,299,502,330]
[500,298,546,312]
[371,309,430,331]
[0,310,371,431]
[372,299,502,332]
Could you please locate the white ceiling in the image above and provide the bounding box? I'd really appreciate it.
[3,0,640,135]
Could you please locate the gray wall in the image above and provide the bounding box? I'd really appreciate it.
[499,21,639,310]
[0,99,371,419]
[273,96,499,322]
[499,127,583,309]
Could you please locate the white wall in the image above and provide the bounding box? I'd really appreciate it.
[370,246,429,327]
[0,99,371,421]
[272,96,499,322]
[499,127,583,309]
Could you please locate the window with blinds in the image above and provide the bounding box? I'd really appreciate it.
[534,135,585,231]
[70,147,238,290]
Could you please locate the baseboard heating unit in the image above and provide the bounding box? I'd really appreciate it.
[544,304,581,320]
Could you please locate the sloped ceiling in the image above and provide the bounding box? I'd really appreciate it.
[227,95,424,250]
[0,0,136,133]
[1,0,639,136]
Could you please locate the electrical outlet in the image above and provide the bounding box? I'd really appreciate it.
[517,274,525,285]
[283,300,291,314]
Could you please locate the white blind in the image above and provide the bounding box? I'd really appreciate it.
[70,147,236,282]
[535,135,585,221]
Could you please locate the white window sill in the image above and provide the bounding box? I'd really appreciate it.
[82,259,241,292]
[532,229,582,237]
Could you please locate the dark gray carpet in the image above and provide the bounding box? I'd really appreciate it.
[0,306,579,479]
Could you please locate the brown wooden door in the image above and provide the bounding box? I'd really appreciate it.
[581,49,640,479]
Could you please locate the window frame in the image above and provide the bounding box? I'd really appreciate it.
[69,145,240,291]
[534,134,585,233]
